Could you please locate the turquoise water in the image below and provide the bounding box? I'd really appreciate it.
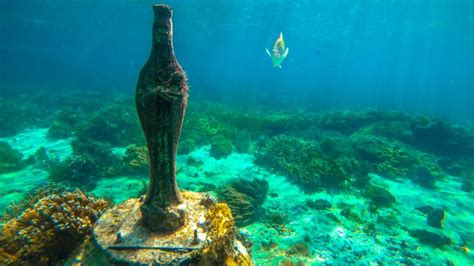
[1,1,473,265]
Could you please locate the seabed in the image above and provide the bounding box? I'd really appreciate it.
[1,95,473,265]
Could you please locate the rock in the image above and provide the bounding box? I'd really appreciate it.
[411,118,474,158]
[411,166,437,189]
[286,242,310,257]
[325,213,340,223]
[210,135,233,159]
[427,208,446,228]
[261,240,278,251]
[415,205,434,215]
[364,185,396,209]
[409,229,451,248]
[437,158,462,176]
[177,138,196,155]
[233,130,251,153]
[228,178,269,205]
[0,141,24,174]
[217,178,268,226]
[306,199,332,210]
[186,156,203,167]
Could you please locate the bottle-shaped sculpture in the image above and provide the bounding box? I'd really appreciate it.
[136,4,188,232]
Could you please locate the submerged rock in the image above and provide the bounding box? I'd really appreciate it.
[229,178,269,205]
[217,178,268,226]
[409,229,452,248]
[177,138,196,155]
[363,185,396,209]
[210,135,234,159]
[121,144,149,175]
[233,130,252,153]
[426,208,446,229]
[75,101,142,146]
[286,242,310,257]
[306,199,332,210]
[0,141,24,174]
[48,138,121,190]
[411,117,474,159]
[437,158,462,176]
[411,166,437,189]
[47,107,85,139]
[415,205,435,215]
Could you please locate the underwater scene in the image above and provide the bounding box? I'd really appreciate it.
[1,0,473,265]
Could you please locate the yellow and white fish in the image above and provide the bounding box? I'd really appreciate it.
[266,32,289,68]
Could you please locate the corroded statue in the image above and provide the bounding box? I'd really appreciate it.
[136,4,188,232]
[91,5,253,265]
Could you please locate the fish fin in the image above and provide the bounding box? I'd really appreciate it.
[279,32,283,39]
[283,47,289,58]
[266,48,271,57]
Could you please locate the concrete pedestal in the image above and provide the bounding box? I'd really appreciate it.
[89,191,252,265]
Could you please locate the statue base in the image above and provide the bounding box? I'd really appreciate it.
[86,191,253,265]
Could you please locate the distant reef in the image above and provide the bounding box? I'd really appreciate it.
[1,91,473,264]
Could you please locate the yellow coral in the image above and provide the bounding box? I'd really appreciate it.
[0,189,108,265]
[198,203,253,266]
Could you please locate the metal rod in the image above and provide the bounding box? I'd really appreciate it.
[108,245,199,252]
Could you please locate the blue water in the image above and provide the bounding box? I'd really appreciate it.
[1,1,474,265]
[1,0,473,124]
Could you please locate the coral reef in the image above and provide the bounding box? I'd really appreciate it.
[233,130,252,153]
[411,117,474,158]
[0,183,71,222]
[177,138,196,155]
[306,199,332,210]
[217,178,268,226]
[351,133,445,183]
[121,144,149,175]
[0,189,108,264]
[0,141,24,174]
[76,100,142,146]
[0,97,43,137]
[339,203,363,223]
[227,178,269,205]
[200,203,253,266]
[286,242,310,257]
[263,210,289,233]
[2,92,474,265]
[47,107,85,139]
[359,121,414,143]
[318,109,411,135]
[217,186,261,227]
[210,135,234,159]
[254,135,362,192]
[181,104,236,146]
[48,138,120,190]
[363,185,396,210]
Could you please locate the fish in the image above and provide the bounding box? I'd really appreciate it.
[266,32,289,68]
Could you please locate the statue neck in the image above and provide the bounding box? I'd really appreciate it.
[150,13,175,65]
